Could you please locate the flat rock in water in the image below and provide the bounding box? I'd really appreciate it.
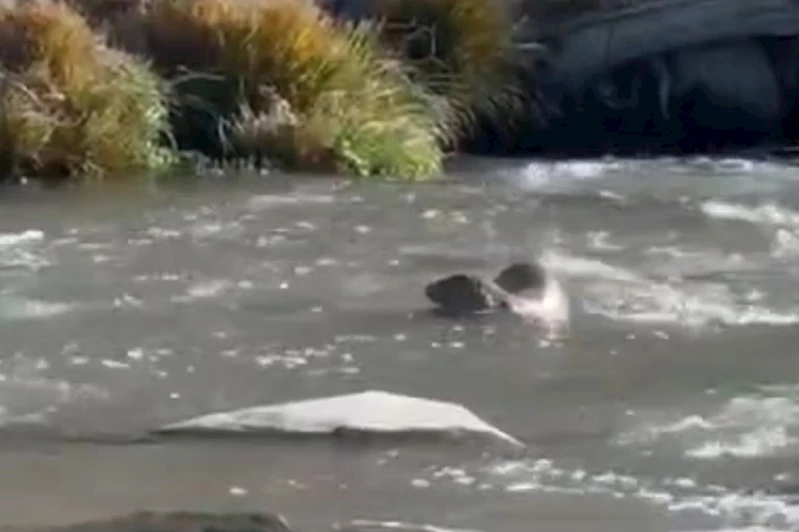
[336,520,484,532]
[154,390,522,447]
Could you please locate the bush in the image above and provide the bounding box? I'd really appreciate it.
[124,0,450,179]
[0,0,174,182]
[376,0,527,144]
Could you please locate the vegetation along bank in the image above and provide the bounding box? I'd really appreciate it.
[0,0,533,183]
[6,0,797,184]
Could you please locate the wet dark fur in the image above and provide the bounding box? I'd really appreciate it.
[494,262,547,294]
[425,262,547,316]
[425,274,493,316]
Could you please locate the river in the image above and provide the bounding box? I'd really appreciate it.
[1,156,799,532]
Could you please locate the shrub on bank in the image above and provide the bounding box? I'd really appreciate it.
[375,0,527,145]
[0,0,543,182]
[0,0,174,182]
[120,0,451,178]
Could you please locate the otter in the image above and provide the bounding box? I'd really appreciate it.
[424,261,570,329]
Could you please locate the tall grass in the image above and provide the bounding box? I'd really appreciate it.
[124,0,450,178]
[0,0,551,182]
[0,0,174,182]
[376,0,527,145]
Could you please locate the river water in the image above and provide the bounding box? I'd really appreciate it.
[2,156,799,532]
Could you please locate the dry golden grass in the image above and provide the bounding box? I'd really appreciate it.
[0,0,173,182]
[120,0,448,178]
[376,0,527,142]
[1,0,614,182]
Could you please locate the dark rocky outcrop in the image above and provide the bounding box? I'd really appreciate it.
[30,512,293,532]
[534,0,799,94]
[526,37,787,154]
[470,0,799,156]
[26,514,480,532]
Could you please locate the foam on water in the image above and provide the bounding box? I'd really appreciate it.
[667,491,799,530]
[677,528,790,532]
[698,201,799,259]
[246,193,335,210]
[616,387,799,459]
[0,229,49,271]
[540,251,642,283]
[174,279,236,302]
[412,457,799,531]
[0,230,43,248]
[502,157,795,195]
[0,295,74,320]
[509,160,621,190]
[700,201,799,228]
[540,250,799,328]
[343,520,483,532]
[0,354,108,425]
[679,156,792,177]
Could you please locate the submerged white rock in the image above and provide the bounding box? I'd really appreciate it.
[157,390,523,447]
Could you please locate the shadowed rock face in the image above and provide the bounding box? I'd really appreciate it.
[33,512,293,532]
[664,39,783,149]
[473,0,799,156]
[30,514,486,532]
[496,38,791,157]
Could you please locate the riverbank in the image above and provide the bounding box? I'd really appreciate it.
[0,0,527,183]
[6,0,799,185]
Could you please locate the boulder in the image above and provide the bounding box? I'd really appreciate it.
[539,0,799,94]
[662,39,783,148]
[154,390,523,447]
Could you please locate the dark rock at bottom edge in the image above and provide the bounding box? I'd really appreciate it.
[23,512,292,532]
[17,512,462,532]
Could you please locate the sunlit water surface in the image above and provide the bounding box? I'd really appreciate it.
[3,157,799,532]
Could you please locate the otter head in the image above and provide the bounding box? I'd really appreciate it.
[493,262,548,295]
[424,261,569,334]
[496,261,570,332]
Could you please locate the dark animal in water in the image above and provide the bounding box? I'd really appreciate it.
[424,261,570,329]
